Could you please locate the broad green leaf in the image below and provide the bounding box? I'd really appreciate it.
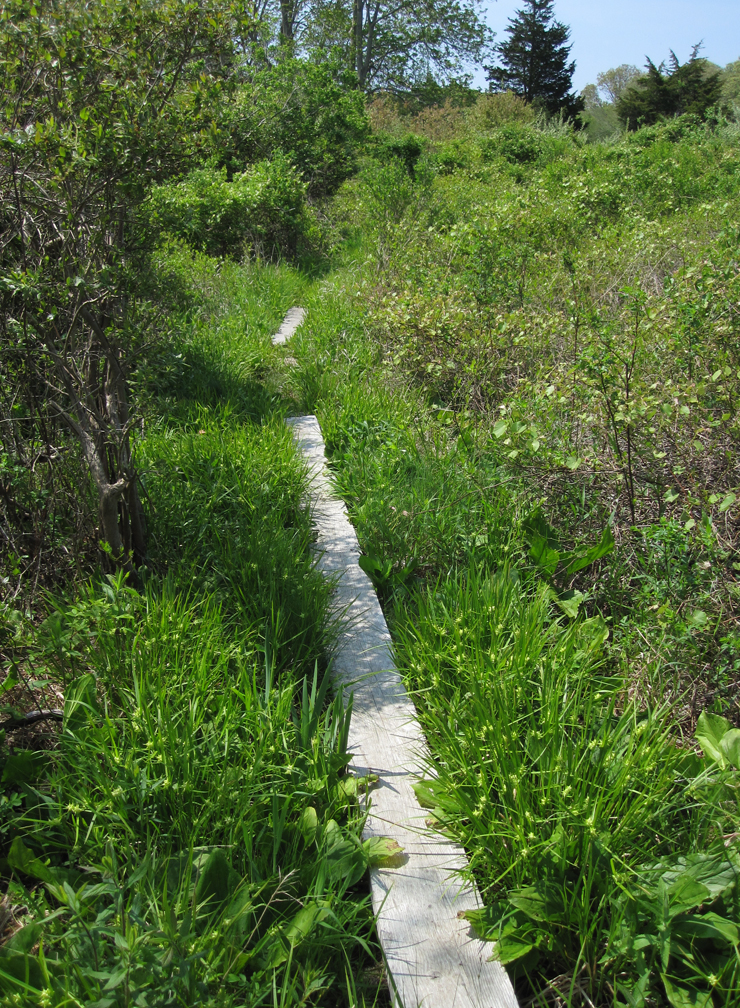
[565,455,581,470]
[2,750,50,785]
[662,852,738,909]
[7,837,55,883]
[508,884,564,923]
[264,903,330,968]
[490,931,541,965]
[718,492,736,512]
[522,510,559,548]
[687,609,707,628]
[298,806,318,845]
[695,711,732,766]
[322,819,365,887]
[460,906,501,941]
[557,589,584,619]
[579,615,610,649]
[0,949,46,993]
[719,728,740,769]
[5,924,41,954]
[529,535,560,577]
[492,419,508,438]
[412,778,457,811]
[194,849,232,913]
[0,667,19,698]
[283,903,329,946]
[664,875,711,915]
[672,911,739,946]
[661,975,712,1008]
[363,836,404,868]
[565,525,615,574]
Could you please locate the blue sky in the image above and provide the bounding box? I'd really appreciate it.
[475,0,740,91]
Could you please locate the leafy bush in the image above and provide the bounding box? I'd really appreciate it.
[218,60,370,198]
[371,133,427,177]
[149,159,316,260]
[279,108,740,1006]
[467,90,536,130]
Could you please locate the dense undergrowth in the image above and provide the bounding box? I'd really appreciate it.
[0,253,388,1006]
[276,111,740,1007]
[3,41,740,1008]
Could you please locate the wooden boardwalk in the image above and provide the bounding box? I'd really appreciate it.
[286,409,518,1008]
[271,306,306,344]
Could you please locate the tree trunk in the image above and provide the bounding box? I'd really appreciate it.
[353,0,364,84]
[280,0,295,42]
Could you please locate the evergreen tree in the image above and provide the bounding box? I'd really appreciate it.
[617,46,723,129]
[485,0,582,117]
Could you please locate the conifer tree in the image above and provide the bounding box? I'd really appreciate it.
[616,46,722,129]
[485,0,582,117]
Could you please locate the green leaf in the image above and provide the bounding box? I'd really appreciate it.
[194,849,232,914]
[492,419,508,439]
[718,492,736,512]
[460,906,500,940]
[2,750,50,785]
[411,778,458,812]
[298,806,318,845]
[358,553,393,587]
[565,525,615,574]
[695,711,732,767]
[7,837,55,883]
[322,819,365,887]
[362,836,405,868]
[687,609,707,628]
[63,674,99,735]
[661,852,738,910]
[661,975,712,1008]
[0,667,19,698]
[528,536,560,577]
[0,949,46,993]
[284,903,328,945]
[264,903,330,968]
[556,589,585,619]
[491,931,541,965]
[565,456,581,470]
[5,924,41,954]
[672,911,739,946]
[508,884,564,923]
[719,728,740,769]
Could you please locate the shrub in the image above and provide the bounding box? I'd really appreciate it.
[371,133,427,177]
[467,90,536,130]
[148,159,315,259]
[218,60,370,198]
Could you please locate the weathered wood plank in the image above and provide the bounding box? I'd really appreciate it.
[287,414,518,1008]
[272,306,306,344]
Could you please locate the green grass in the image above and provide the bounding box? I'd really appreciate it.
[393,568,740,1006]
[0,249,386,1008]
[271,115,740,1007]
[4,113,740,1008]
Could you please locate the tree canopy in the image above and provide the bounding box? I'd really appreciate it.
[302,0,492,93]
[485,0,582,118]
[616,46,722,129]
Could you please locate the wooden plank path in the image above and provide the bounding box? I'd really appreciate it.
[272,306,306,344]
[285,412,518,1008]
